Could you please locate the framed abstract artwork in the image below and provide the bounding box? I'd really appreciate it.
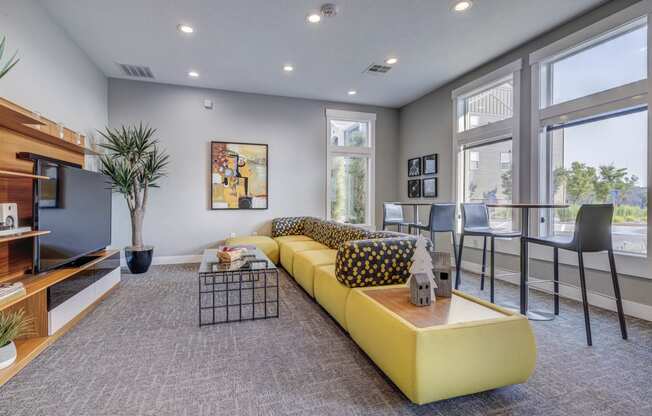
[423,177,438,198]
[422,154,438,175]
[408,157,421,177]
[408,179,421,198]
[211,141,268,209]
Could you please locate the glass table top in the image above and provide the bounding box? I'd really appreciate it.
[198,247,276,275]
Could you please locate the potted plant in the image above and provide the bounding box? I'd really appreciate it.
[99,124,170,274]
[0,35,20,80]
[0,309,34,369]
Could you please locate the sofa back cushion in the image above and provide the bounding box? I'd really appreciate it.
[335,237,419,288]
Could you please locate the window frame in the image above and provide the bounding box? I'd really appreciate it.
[452,60,522,234]
[325,109,376,228]
[529,1,651,277]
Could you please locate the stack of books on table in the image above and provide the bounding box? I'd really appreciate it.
[0,282,26,307]
[217,246,246,263]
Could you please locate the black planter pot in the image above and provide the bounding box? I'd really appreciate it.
[125,246,154,274]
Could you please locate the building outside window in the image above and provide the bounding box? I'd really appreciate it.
[534,15,648,255]
[326,109,376,227]
[453,61,521,232]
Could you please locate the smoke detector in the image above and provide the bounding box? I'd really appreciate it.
[320,3,338,18]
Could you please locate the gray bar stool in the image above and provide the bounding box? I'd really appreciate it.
[411,203,458,262]
[526,204,627,346]
[382,202,415,233]
[454,203,520,303]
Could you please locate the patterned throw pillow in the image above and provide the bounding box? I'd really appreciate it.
[335,237,419,288]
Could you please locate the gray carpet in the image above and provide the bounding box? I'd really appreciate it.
[1,264,651,416]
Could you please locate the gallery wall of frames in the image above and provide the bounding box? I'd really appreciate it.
[407,154,438,198]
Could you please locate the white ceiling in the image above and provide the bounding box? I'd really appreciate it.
[39,0,606,108]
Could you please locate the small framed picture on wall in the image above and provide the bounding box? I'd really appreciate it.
[408,157,421,177]
[423,177,438,198]
[422,154,438,175]
[408,179,421,198]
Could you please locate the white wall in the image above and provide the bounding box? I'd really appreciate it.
[108,79,399,260]
[0,0,107,137]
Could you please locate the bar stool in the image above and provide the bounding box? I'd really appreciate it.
[454,203,520,303]
[525,204,627,346]
[382,203,414,233]
[410,203,458,262]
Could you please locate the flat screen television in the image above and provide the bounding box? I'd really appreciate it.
[34,159,112,273]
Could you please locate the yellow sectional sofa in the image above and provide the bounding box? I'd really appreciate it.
[224,216,537,404]
[224,235,280,264]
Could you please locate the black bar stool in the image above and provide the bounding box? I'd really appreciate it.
[454,203,520,303]
[382,202,414,232]
[526,204,627,346]
[411,203,458,263]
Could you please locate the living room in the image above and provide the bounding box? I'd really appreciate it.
[0,0,650,415]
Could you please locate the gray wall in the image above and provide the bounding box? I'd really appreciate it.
[0,0,107,137]
[108,79,399,258]
[398,0,652,308]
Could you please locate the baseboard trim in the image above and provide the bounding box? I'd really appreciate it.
[459,260,652,322]
[120,254,203,267]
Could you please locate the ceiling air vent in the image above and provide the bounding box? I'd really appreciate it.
[117,63,155,79]
[364,63,392,75]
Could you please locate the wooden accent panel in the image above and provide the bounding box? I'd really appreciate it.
[4,291,48,337]
[0,239,33,284]
[364,287,506,329]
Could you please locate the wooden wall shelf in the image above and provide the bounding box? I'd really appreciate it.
[0,230,50,245]
[0,97,100,156]
[0,169,50,180]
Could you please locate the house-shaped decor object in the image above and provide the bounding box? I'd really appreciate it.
[431,251,452,298]
[410,272,432,306]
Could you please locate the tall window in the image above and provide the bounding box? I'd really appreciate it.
[463,139,514,230]
[453,60,521,232]
[326,109,376,226]
[533,14,648,256]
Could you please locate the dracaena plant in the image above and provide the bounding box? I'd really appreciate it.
[0,36,19,80]
[0,309,34,348]
[99,124,170,249]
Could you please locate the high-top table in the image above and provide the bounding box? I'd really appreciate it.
[487,203,569,321]
[392,202,433,228]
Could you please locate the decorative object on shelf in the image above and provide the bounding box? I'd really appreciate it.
[431,251,452,298]
[56,122,65,139]
[32,111,42,130]
[211,141,268,210]
[0,309,34,370]
[408,157,421,177]
[408,236,436,306]
[408,179,421,198]
[99,123,170,274]
[422,177,438,198]
[422,154,438,175]
[0,36,19,80]
[0,282,26,308]
[0,203,18,232]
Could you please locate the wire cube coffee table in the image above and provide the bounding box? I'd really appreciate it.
[198,247,279,326]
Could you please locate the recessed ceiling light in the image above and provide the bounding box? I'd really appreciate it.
[306,13,321,23]
[177,24,194,34]
[385,57,398,65]
[283,64,294,72]
[188,70,199,78]
[452,1,473,12]
[348,90,357,96]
